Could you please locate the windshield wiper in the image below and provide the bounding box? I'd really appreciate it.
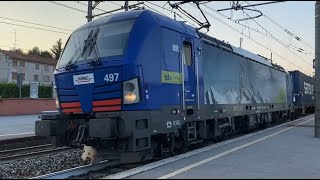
[86,28,101,66]
[65,29,95,70]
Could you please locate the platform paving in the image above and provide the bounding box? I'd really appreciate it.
[0,114,38,136]
[103,114,320,179]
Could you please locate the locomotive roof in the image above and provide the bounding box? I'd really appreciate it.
[73,9,285,72]
[74,9,199,38]
[199,32,277,69]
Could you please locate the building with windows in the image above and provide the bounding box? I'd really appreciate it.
[0,50,57,85]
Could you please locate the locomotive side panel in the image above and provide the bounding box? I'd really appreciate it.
[203,43,240,105]
[202,42,287,106]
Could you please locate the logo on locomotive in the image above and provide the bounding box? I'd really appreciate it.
[161,71,182,84]
[73,73,94,85]
[304,82,314,95]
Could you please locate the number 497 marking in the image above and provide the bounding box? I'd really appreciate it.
[104,73,119,82]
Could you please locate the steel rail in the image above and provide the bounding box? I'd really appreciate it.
[30,160,120,179]
[0,146,70,161]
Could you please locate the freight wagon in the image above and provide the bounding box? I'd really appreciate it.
[289,70,315,114]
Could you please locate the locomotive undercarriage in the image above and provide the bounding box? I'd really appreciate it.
[35,105,310,164]
[36,102,312,163]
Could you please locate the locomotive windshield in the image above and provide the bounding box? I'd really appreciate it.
[57,19,135,69]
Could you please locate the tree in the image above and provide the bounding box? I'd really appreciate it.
[10,48,24,54]
[26,46,54,59]
[28,46,41,56]
[51,38,63,60]
[40,50,53,58]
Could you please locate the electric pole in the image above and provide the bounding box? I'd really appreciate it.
[125,1,129,11]
[87,1,93,22]
[315,1,320,137]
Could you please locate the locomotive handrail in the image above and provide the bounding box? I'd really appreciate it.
[196,53,200,110]
[181,49,185,111]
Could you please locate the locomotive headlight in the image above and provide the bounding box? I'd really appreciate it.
[124,92,137,102]
[123,78,140,104]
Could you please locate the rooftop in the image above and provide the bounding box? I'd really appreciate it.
[0,49,57,66]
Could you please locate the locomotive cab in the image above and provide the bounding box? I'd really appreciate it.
[55,13,140,114]
[35,9,202,163]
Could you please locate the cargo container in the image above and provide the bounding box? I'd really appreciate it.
[289,70,315,113]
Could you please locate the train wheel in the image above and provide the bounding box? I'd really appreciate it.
[171,134,187,155]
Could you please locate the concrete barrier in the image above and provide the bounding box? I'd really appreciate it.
[0,98,56,116]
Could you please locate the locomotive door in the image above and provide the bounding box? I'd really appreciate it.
[180,37,197,114]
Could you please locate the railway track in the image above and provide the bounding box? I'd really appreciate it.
[0,135,51,152]
[30,160,120,179]
[0,133,72,162]
[0,144,71,162]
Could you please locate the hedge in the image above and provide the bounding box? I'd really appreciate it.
[0,83,52,98]
[38,85,53,98]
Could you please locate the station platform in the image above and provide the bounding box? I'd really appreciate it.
[104,114,320,179]
[0,132,35,141]
[0,114,39,136]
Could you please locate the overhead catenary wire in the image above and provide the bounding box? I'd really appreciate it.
[204,4,315,57]
[74,1,111,14]
[106,1,123,7]
[244,1,315,51]
[48,1,87,13]
[241,10,313,67]
[144,0,193,26]
[0,21,70,35]
[144,1,186,20]
[197,4,310,74]
[0,1,310,74]
[0,16,72,31]
[144,1,198,27]
[264,13,315,51]
[141,2,167,16]
[200,4,312,73]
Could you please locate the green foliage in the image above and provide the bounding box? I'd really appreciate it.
[21,84,30,98]
[10,48,25,54]
[40,50,53,58]
[27,47,54,59]
[0,83,19,98]
[28,46,41,56]
[50,38,63,60]
[38,85,52,98]
[0,83,52,98]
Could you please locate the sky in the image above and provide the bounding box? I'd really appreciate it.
[0,1,315,75]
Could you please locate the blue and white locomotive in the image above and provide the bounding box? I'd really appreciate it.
[35,9,314,163]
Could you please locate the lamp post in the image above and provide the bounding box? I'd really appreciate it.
[17,67,22,98]
[315,1,320,137]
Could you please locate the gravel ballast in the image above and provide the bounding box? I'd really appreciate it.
[0,149,89,179]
